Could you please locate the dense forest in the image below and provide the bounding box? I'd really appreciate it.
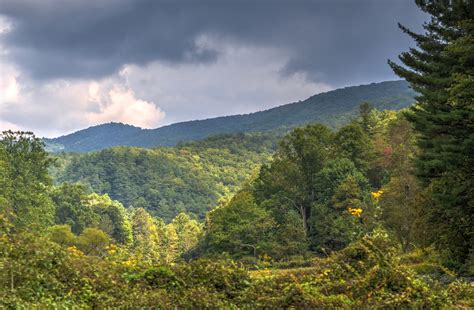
[44,80,415,152]
[1,1,473,308]
[51,133,277,221]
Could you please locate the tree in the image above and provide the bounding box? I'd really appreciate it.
[389,0,474,268]
[76,227,111,256]
[332,175,366,212]
[384,116,418,176]
[377,115,428,252]
[310,159,370,251]
[0,145,11,209]
[254,124,333,237]
[47,225,76,247]
[313,158,369,207]
[161,223,179,263]
[51,183,98,234]
[358,102,377,134]
[83,193,133,245]
[380,175,426,253]
[204,191,277,258]
[0,131,55,230]
[171,213,202,255]
[131,207,160,263]
[334,122,374,173]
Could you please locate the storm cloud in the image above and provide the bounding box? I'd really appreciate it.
[0,0,427,136]
[0,0,426,84]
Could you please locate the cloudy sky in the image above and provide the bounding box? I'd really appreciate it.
[0,0,427,137]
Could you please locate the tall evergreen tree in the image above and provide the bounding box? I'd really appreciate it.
[389,0,474,268]
[334,122,374,173]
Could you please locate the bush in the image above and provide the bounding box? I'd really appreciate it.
[1,227,470,308]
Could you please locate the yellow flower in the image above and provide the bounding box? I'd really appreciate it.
[66,246,84,257]
[122,258,137,267]
[347,207,363,217]
[106,244,118,255]
[371,190,384,200]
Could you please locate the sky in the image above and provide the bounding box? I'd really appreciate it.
[0,0,427,137]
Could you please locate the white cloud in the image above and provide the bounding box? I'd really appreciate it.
[86,86,165,128]
[0,119,21,132]
[0,34,332,137]
[0,63,20,103]
[0,15,12,35]
[0,68,165,136]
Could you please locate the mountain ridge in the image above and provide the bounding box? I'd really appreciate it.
[45,80,416,152]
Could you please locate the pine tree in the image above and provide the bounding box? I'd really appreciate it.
[334,122,374,173]
[389,0,474,269]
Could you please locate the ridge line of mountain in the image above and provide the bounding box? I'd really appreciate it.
[44,80,416,152]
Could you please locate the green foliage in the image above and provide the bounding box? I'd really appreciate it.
[54,133,273,221]
[204,191,277,258]
[244,230,468,308]
[332,175,366,211]
[389,0,474,269]
[47,225,76,247]
[378,116,427,253]
[76,227,111,256]
[309,159,370,251]
[0,218,86,308]
[171,213,202,255]
[129,207,203,263]
[251,122,377,255]
[2,221,472,308]
[130,207,161,263]
[313,158,369,206]
[1,106,473,307]
[134,266,183,289]
[52,187,134,246]
[0,145,10,208]
[0,131,55,230]
[83,193,132,244]
[1,73,472,306]
[334,122,374,172]
[380,175,426,253]
[255,124,334,239]
[358,101,378,134]
[51,183,97,234]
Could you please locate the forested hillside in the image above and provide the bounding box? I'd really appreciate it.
[44,80,416,152]
[1,104,472,307]
[52,133,278,221]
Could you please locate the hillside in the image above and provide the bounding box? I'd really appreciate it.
[45,80,416,152]
[51,133,277,221]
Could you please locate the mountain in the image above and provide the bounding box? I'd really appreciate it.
[45,80,416,152]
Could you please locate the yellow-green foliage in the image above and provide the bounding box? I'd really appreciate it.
[244,230,470,308]
[2,223,471,308]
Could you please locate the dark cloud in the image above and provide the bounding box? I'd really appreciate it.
[0,0,427,86]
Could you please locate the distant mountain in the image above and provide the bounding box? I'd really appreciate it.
[45,80,416,152]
